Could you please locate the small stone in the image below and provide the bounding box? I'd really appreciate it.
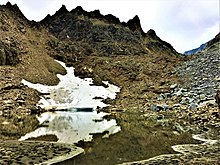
[2,155,10,159]
[189,103,197,110]
[150,105,159,112]
[175,88,183,96]
[170,84,177,89]
[180,97,188,105]
[199,94,206,100]
[214,76,220,81]
[2,121,10,125]
[157,94,164,101]
[180,105,187,110]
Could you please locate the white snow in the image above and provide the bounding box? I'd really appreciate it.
[21,60,120,110]
[20,60,121,144]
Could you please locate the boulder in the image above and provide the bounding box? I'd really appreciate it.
[0,41,19,65]
[215,90,220,116]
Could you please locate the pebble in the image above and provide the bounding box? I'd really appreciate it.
[170,84,177,89]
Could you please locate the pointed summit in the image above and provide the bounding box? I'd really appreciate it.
[55,4,68,16]
[126,15,144,35]
[5,1,12,7]
[146,29,157,39]
[70,6,86,15]
[5,2,20,12]
[4,2,27,20]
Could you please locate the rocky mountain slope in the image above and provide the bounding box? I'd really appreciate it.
[0,2,219,165]
[184,33,220,55]
[0,2,66,139]
[184,43,207,55]
[42,5,178,58]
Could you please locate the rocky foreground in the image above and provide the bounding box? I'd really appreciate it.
[0,2,220,165]
[118,33,220,165]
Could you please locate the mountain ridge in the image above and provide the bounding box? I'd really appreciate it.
[184,32,220,55]
[0,2,220,165]
[38,4,179,60]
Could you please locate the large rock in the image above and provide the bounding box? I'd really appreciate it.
[0,41,18,65]
[215,90,220,109]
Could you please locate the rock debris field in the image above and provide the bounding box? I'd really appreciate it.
[0,140,83,165]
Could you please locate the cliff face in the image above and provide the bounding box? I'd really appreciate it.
[40,5,179,59]
[0,2,27,65]
[0,2,66,83]
[0,3,181,68]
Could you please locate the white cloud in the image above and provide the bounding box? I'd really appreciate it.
[148,0,219,52]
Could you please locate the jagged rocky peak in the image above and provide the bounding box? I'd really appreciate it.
[126,15,144,34]
[71,6,121,25]
[55,4,68,16]
[0,2,179,56]
[70,6,86,15]
[146,29,158,39]
[145,29,178,54]
[5,1,18,10]
[41,4,179,56]
[2,1,26,19]
[88,9,101,17]
[103,14,121,25]
[42,5,144,34]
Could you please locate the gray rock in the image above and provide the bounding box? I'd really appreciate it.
[150,104,170,111]
[189,103,198,110]
[170,84,177,89]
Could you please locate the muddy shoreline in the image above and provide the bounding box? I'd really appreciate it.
[1,52,220,164]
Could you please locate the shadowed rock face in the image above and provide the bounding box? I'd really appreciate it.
[215,90,220,109]
[0,3,180,67]
[0,41,18,65]
[206,32,220,49]
[40,5,179,57]
[126,15,145,34]
[0,2,26,66]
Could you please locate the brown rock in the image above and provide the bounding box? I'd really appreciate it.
[215,90,220,116]
[215,90,220,108]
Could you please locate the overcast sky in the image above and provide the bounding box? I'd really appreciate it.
[0,0,219,53]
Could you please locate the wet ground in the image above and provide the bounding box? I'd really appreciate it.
[0,52,219,164]
[17,60,199,164]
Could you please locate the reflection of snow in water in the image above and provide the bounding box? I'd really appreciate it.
[20,111,121,144]
[20,60,121,144]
